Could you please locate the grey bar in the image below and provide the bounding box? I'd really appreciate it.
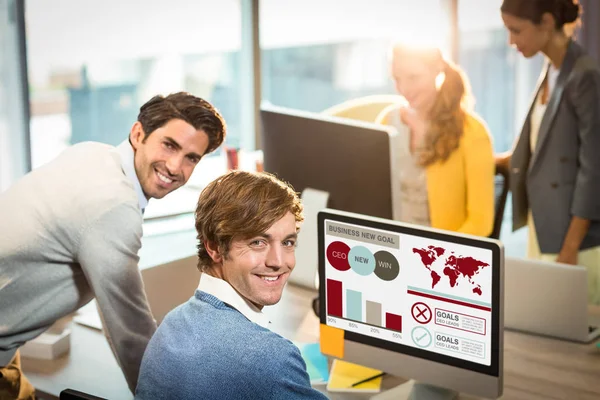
[326,221,399,250]
[366,300,382,326]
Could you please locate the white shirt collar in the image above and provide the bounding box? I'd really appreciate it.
[116,140,149,212]
[198,273,271,328]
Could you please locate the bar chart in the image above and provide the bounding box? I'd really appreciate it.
[346,289,362,321]
[327,279,343,318]
[326,278,402,333]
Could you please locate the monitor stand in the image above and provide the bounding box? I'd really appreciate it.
[371,380,459,400]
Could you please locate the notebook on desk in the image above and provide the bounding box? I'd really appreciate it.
[293,342,329,385]
[326,359,383,393]
[505,257,600,343]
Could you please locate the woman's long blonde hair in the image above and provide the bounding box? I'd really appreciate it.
[392,44,474,166]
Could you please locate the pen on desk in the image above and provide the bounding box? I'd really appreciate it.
[350,372,387,387]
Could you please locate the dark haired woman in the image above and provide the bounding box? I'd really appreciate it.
[498,0,600,304]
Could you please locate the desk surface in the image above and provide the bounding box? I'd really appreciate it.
[23,284,600,400]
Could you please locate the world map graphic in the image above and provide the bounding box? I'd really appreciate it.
[412,246,489,296]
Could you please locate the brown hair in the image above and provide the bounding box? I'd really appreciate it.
[501,0,581,30]
[194,171,304,272]
[420,58,473,166]
[392,45,473,166]
[137,92,227,155]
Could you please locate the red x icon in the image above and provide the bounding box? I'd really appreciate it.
[411,302,432,324]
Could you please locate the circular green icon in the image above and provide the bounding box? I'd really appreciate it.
[411,326,432,348]
[348,246,376,276]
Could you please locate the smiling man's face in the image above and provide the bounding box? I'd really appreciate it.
[207,212,298,310]
[130,119,209,199]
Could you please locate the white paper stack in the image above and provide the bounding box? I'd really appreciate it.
[20,329,71,360]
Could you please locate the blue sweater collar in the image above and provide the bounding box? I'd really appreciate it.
[198,273,271,328]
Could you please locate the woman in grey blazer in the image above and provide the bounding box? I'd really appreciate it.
[499,0,600,305]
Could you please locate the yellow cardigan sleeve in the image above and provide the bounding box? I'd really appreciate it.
[456,118,495,237]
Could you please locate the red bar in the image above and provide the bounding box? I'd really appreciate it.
[327,279,343,318]
[386,313,402,332]
[407,290,491,312]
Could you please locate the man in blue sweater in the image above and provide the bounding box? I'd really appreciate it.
[135,171,328,400]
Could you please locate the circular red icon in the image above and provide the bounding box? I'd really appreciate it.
[326,241,351,271]
[411,302,432,324]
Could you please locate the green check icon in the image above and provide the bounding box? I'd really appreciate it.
[411,326,432,348]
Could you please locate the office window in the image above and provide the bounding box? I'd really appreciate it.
[1,0,29,193]
[25,0,248,219]
[260,0,451,113]
[25,0,246,167]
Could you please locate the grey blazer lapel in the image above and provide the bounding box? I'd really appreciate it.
[511,64,547,177]
[529,41,578,172]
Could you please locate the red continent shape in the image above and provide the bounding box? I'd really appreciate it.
[413,248,437,269]
[429,246,445,257]
[431,271,441,289]
[454,256,489,280]
[443,266,460,287]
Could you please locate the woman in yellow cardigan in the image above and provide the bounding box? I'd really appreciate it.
[377,43,495,237]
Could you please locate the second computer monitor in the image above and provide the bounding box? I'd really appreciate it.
[261,105,400,220]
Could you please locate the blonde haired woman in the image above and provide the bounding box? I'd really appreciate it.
[377,43,495,236]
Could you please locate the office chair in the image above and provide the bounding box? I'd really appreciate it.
[489,161,510,240]
[59,389,107,400]
[322,94,405,123]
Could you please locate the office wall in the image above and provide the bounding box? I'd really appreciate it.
[0,0,28,193]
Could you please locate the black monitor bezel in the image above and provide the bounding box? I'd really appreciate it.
[318,211,502,377]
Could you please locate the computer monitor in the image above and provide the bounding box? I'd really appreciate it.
[318,209,504,399]
[261,105,400,288]
[261,105,400,220]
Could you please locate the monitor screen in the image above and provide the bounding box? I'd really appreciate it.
[318,209,503,398]
[260,105,400,220]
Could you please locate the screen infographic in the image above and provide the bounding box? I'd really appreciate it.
[323,219,493,366]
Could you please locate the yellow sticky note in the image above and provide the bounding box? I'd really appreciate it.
[326,359,383,392]
[319,323,344,358]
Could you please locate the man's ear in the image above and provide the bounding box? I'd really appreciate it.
[204,240,223,264]
[129,122,145,150]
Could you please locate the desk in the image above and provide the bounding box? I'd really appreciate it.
[23,284,600,400]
